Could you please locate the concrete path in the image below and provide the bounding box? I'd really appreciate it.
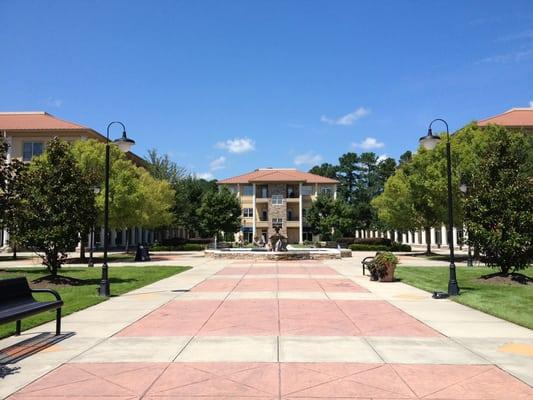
[1,255,532,399]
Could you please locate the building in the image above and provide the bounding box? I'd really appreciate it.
[0,111,153,249]
[218,168,338,244]
[359,106,533,250]
[477,107,533,133]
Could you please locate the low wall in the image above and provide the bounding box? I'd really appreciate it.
[204,249,346,260]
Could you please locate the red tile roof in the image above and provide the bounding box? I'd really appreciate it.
[0,112,90,131]
[477,108,533,128]
[218,168,338,184]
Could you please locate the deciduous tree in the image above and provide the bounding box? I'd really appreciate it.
[7,138,96,276]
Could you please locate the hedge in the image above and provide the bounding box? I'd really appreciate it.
[150,243,206,251]
[349,243,412,252]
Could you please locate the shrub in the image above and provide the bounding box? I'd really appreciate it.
[161,237,187,246]
[187,238,212,245]
[390,242,412,252]
[349,244,390,251]
[179,243,205,251]
[353,237,392,246]
[337,237,355,245]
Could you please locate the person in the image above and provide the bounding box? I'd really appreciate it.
[266,241,272,251]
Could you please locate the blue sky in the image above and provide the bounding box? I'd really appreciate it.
[1,1,533,179]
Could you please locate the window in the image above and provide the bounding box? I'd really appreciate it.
[226,185,238,194]
[272,194,283,205]
[303,228,313,242]
[301,185,313,196]
[258,185,268,198]
[320,186,332,196]
[243,208,253,218]
[22,142,44,161]
[261,210,268,221]
[272,218,283,226]
[243,185,254,196]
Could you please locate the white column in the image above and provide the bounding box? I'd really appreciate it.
[110,230,117,248]
[421,229,426,245]
[252,183,256,239]
[298,182,303,243]
[333,184,337,200]
[430,228,436,248]
[452,227,458,249]
[5,135,12,163]
[3,229,9,246]
[441,225,447,246]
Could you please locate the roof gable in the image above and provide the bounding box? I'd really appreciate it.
[478,108,533,127]
[218,168,338,184]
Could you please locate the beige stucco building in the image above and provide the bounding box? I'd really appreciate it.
[218,168,338,244]
[0,111,155,249]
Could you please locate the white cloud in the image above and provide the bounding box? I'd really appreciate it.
[529,101,533,108]
[377,154,389,163]
[352,137,385,150]
[321,107,370,126]
[216,137,255,154]
[209,156,226,171]
[476,48,533,64]
[195,172,214,180]
[294,152,323,166]
[45,97,63,108]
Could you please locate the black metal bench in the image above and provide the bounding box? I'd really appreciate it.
[361,254,377,275]
[0,277,63,336]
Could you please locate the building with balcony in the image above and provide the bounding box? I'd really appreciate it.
[218,168,338,244]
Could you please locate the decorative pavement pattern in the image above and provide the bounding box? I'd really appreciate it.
[4,259,533,399]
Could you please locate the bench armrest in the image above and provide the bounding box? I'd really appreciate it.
[361,256,375,265]
[31,288,62,302]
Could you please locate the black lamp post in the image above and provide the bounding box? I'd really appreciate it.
[419,118,460,296]
[98,122,135,297]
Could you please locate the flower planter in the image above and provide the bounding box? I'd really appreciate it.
[379,262,396,282]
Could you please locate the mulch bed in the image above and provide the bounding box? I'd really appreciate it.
[477,272,531,286]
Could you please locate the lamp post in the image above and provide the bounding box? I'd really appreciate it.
[98,122,135,297]
[419,118,460,296]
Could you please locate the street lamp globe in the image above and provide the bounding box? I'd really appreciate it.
[419,128,441,150]
[114,131,136,153]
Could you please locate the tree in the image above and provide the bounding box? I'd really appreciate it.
[137,168,175,228]
[306,194,351,240]
[7,138,96,276]
[197,186,241,246]
[463,127,533,275]
[145,149,187,186]
[0,137,22,235]
[309,163,337,179]
[174,176,218,237]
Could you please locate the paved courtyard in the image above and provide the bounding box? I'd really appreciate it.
[1,255,532,399]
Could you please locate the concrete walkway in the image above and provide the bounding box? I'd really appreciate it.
[1,255,532,399]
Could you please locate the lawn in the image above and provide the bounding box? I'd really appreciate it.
[0,266,190,338]
[396,266,533,329]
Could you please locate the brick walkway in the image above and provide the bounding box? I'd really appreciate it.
[3,258,533,399]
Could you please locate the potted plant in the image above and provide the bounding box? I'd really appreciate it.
[370,252,399,282]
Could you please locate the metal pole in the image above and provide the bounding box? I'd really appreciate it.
[446,136,460,295]
[98,141,111,296]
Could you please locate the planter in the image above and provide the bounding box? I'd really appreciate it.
[369,268,379,281]
[379,262,396,282]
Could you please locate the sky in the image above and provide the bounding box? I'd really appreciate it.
[1,0,533,180]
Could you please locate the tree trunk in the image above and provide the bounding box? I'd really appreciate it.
[425,227,431,255]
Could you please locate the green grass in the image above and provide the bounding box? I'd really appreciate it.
[0,266,190,338]
[396,266,533,329]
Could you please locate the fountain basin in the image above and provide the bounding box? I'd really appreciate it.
[204,247,350,260]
